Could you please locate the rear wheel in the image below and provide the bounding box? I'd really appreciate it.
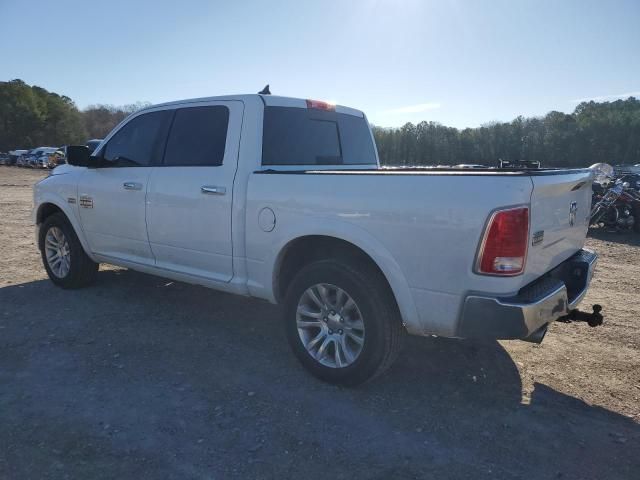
[39,213,98,289]
[284,259,404,386]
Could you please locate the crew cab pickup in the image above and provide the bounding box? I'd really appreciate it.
[33,93,599,385]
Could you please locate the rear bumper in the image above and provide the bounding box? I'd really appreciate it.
[457,249,597,340]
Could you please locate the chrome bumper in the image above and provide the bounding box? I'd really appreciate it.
[457,249,598,340]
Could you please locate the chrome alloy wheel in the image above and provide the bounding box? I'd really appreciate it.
[296,283,365,368]
[44,226,71,278]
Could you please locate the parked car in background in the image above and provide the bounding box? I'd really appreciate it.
[27,150,43,168]
[28,150,45,168]
[5,148,61,167]
[8,150,28,165]
[86,139,102,154]
[47,149,66,168]
[35,147,63,168]
[16,150,34,167]
[22,147,60,168]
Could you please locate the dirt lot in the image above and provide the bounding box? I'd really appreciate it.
[1,167,638,479]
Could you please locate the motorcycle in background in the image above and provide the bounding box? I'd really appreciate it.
[589,163,640,232]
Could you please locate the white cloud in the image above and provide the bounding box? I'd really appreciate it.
[384,102,442,114]
[571,91,640,103]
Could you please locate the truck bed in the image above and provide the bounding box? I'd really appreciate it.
[246,167,594,337]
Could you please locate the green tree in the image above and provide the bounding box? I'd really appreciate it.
[82,102,150,139]
[0,79,86,150]
[0,79,148,151]
[373,97,640,168]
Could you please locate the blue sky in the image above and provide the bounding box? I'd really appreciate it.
[1,0,638,128]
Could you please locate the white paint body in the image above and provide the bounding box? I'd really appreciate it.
[33,94,594,337]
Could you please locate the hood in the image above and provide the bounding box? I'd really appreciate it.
[50,164,78,176]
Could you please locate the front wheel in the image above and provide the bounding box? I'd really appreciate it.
[284,259,404,386]
[39,212,98,289]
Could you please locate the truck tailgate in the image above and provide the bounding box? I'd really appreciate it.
[526,170,593,280]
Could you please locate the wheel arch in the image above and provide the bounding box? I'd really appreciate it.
[34,198,93,259]
[271,233,421,334]
[36,202,64,225]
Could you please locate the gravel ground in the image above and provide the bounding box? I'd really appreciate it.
[1,167,638,479]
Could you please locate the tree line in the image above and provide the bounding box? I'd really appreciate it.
[0,79,148,151]
[2,79,639,167]
[373,97,640,167]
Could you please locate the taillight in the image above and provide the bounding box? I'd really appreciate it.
[306,99,335,111]
[476,207,529,276]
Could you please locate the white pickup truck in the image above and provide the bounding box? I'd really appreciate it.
[33,93,600,385]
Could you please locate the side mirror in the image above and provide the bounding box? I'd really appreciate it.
[66,145,90,167]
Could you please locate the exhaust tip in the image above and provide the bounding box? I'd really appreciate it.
[523,324,548,344]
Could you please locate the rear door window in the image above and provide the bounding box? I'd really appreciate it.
[262,107,376,166]
[163,106,230,166]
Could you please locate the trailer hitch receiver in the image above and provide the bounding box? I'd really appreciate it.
[557,304,603,327]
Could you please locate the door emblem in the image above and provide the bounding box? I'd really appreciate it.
[79,195,94,209]
[569,201,577,227]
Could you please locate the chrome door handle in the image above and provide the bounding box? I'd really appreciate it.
[123,182,143,191]
[201,185,226,195]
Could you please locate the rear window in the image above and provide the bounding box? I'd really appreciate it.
[262,106,376,165]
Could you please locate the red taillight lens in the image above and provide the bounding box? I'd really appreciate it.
[477,207,529,275]
[306,99,335,111]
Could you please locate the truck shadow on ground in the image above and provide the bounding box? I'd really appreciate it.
[1,269,638,479]
[588,228,640,245]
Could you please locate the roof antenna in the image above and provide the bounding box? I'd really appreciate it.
[258,84,271,95]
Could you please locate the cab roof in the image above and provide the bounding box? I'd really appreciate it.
[141,94,365,118]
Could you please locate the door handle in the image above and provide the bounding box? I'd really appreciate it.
[123,182,143,191]
[201,185,226,195]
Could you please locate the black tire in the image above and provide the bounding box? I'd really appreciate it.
[39,212,98,289]
[284,259,404,386]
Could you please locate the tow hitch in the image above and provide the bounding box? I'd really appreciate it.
[557,304,604,327]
